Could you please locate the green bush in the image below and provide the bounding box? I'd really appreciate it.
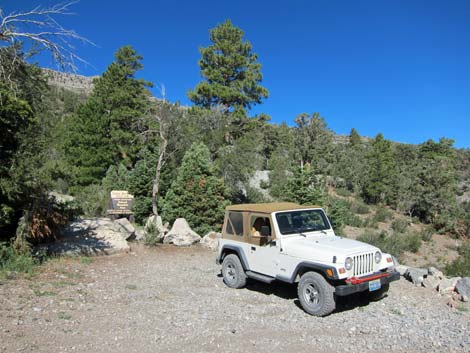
[357,229,422,259]
[373,206,393,223]
[132,197,153,225]
[327,198,363,233]
[445,243,470,277]
[143,222,160,247]
[0,243,36,276]
[363,217,379,229]
[259,180,270,190]
[336,188,352,197]
[391,218,409,233]
[419,226,434,242]
[74,184,107,217]
[350,200,370,215]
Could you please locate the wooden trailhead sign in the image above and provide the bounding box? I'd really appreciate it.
[107,190,134,218]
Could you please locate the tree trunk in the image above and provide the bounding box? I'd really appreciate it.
[152,134,168,218]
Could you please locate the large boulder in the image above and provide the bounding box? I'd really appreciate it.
[404,267,428,285]
[163,218,200,246]
[455,277,470,302]
[38,218,130,256]
[200,231,222,251]
[428,266,444,279]
[395,264,409,276]
[113,218,135,240]
[422,275,441,290]
[438,277,461,294]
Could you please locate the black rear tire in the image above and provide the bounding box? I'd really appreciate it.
[298,271,336,317]
[222,254,247,289]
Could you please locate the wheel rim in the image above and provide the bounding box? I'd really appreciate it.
[303,283,320,307]
[224,262,237,283]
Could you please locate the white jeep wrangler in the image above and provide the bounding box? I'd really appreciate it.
[216,202,399,316]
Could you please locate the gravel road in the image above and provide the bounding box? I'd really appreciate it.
[0,244,469,353]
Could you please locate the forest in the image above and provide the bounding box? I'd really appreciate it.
[1,8,469,275]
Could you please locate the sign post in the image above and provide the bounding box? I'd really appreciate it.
[107,190,134,221]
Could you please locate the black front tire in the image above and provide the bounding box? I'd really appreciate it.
[222,254,247,289]
[298,272,336,317]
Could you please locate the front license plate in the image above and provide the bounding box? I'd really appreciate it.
[369,279,381,292]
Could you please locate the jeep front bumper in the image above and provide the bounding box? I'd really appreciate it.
[335,271,400,296]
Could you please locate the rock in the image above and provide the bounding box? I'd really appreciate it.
[145,215,163,233]
[422,274,440,290]
[37,218,130,256]
[200,231,221,251]
[404,267,428,285]
[455,277,470,300]
[113,218,135,240]
[395,265,409,276]
[162,222,170,232]
[428,266,444,279]
[49,191,75,204]
[438,277,461,294]
[135,229,146,241]
[163,218,200,246]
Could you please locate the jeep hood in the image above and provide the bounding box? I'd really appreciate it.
[281,235,378,263]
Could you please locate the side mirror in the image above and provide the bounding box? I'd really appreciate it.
[260,226,270,237]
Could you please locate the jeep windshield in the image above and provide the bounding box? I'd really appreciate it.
[275,209,330,235]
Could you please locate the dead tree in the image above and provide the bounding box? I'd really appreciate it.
[142,90,182,219]
[0,1,93,72]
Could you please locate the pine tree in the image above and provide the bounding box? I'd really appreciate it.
[349,128,361,146]
[281,164,327,206]
[188,19,268,115]
[362,133,397,204]
[294,112,334,173]
[415,138,458,228]
[162,143,229,234]
[62,46,152,190]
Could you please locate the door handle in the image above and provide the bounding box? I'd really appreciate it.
[251,247,256,251]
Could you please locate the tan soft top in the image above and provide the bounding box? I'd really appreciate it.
[225,202,321,214]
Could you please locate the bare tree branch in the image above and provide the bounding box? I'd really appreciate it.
[0,1,94,72]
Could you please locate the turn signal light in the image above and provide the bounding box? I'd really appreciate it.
[338,268,346,274]
[386,257,393,263]
[326,269,333,277]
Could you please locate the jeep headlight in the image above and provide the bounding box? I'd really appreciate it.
[374,251,382,264]
[345,257,353,271]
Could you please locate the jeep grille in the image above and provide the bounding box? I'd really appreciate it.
[353,253,374,277]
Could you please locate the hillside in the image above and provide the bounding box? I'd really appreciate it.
[43,68,97,95]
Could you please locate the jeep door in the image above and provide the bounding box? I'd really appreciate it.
[246,213,280,277]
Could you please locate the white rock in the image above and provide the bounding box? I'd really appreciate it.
[200,231,222,251]
[135,229,146,241]
[405,267,428,285]
[163,218,200,246]
[396,265,409,276]
[438,277,461,294]
[37,217,130,256]
[455,277,470,300]
[422,275,440,290]
[428,266,444,279]
[113,218,135,240]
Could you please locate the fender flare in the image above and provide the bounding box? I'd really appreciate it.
[277,261,339,283]
[217,244,250,271]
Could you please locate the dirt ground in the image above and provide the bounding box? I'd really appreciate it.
[0,244,469,353]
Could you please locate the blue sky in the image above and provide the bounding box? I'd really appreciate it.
[4,0,470,147]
